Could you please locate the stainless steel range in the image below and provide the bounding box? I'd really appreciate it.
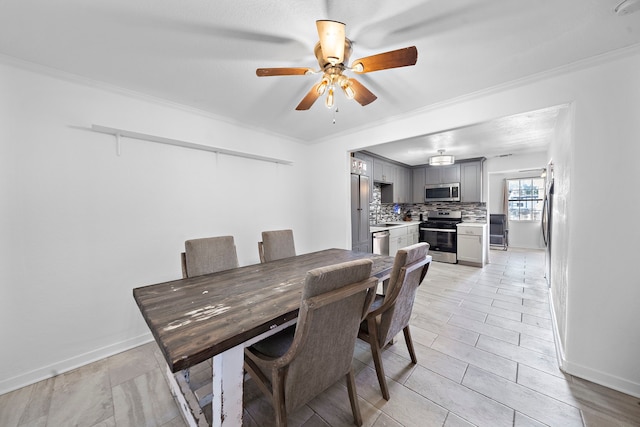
[419,210,462,263]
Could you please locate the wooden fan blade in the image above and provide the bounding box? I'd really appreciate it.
[351,46,418,73]
[349,78,377,106]
[296,84,322,110]
[256,68,313,77]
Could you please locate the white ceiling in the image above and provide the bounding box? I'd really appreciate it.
[2,0,639,163]
[365,105,565,166]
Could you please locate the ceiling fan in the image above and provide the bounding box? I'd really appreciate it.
[256,20,418,110]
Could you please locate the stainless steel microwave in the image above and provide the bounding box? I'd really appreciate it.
[425,182,460,202]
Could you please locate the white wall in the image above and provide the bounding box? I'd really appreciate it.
[3,47,640,399]
[309,47,640,398]
[548,102,573,360]
[559,52,640,395]
[0,61,314,394]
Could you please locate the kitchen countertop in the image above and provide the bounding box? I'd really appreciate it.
[457,222,487,227]
[370,221,421,233]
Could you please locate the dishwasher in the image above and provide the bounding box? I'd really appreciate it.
[372,230,390,256]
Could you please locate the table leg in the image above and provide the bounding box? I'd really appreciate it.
[211,318,297,426]
[211,345,244,427]
[165,364,208,427]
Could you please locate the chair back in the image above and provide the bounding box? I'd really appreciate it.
[490,214,508,248]
[183,236,239,278]
[283,259,376,412]
[260,229,296,262]
[490,214,507,234]
[377,243,430,348]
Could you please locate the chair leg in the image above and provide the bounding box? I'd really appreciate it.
[243,357,274,403]
[403,326,418,364]
[272,369,288,427]
[367,318,390,400]
[345,368,363,426]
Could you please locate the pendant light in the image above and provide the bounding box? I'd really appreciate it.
[429,149,455,166]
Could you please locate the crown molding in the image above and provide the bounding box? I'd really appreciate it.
[0,53,304,145]
[317,42,640,146]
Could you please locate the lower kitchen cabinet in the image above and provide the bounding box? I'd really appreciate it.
[408,223,419,245]
[389,227,408,258]
[457,223,487,267]
[384,223,420,257]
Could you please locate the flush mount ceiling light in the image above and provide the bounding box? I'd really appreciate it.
[256,20,418,110]
[429,150,455,166]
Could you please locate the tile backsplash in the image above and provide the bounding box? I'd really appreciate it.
[370,183,486,224]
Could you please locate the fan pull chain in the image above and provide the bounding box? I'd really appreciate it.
[333,107,339,124]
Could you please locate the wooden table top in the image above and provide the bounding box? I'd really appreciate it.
[133,248,395,372]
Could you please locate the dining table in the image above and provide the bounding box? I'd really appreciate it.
[133,248,396,427]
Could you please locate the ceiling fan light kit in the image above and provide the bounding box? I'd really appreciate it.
[429,150,455,166]
[316,20,346,65]
[256,20,418,111]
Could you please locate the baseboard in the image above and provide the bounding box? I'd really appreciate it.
[548,289,567,372]
[562,359,640,399]
[0,332,153,395]
[549,290,640,399]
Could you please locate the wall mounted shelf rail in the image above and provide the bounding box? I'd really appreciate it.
[91,125,294,165]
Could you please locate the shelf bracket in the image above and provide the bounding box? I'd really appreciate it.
[115,133,121,157]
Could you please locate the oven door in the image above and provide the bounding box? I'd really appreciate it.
[420,227,457,254]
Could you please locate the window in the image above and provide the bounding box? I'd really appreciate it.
[507,178,544,221]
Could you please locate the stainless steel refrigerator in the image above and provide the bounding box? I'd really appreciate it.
[351,172,371,253]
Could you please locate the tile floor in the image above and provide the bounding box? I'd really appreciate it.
[2,248,640,426]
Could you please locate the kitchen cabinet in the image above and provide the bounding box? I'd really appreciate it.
[425,164,460,185]
[353,152,372,178]
[351,173,371,253]
[358,153,413,203]
[380,183,393,204]
[412,167,426,203]
[408,223,420,245]
[394,167,411,203]
[354,152,374,200]
[460,160,483,202]
[371,222,420,257]
[373,159,394,183]
[389,226,409,258]
[457,223,486,267]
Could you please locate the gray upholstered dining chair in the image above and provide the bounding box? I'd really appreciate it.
[179,236,240,393]
[181,235,239,278]
[244,259,378,427]
[357,242,431,400]
[258,229,296,263]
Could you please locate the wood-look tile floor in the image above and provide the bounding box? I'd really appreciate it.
[2,249,640,426]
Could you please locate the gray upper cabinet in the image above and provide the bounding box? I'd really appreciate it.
[386,163,397,185]
[353,152,372,177]
[372,159,383,181]
[412,167,426,203]
[394,167,411,203]
[355,152,482,207]
[356,152,413,203]
[373,159,394,183]
[425,164,461,184]
[460,160,483,202]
